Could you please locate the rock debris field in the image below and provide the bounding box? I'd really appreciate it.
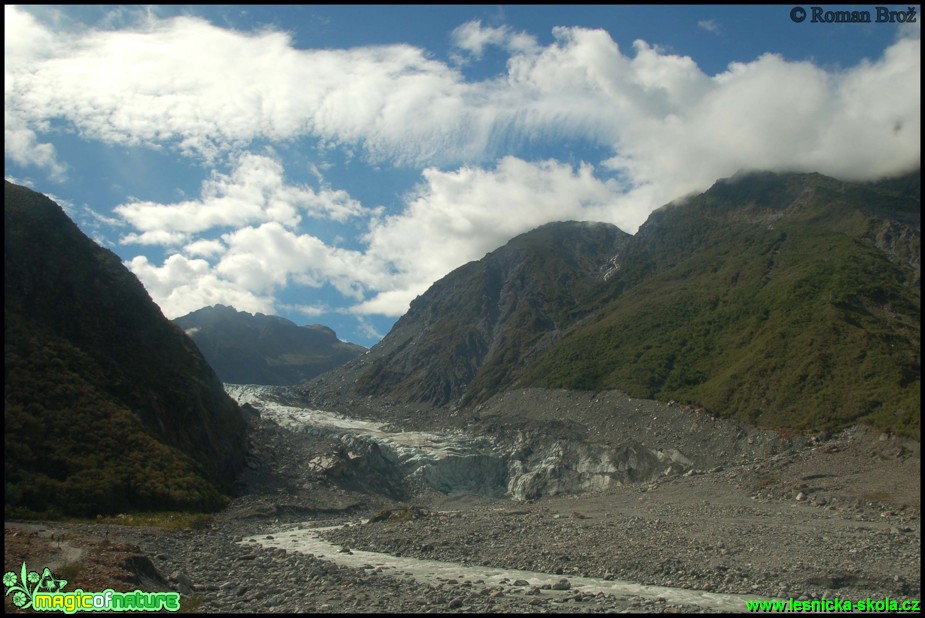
[4,386,920,613]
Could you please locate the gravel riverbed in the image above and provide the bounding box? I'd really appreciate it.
[5,389,920,613]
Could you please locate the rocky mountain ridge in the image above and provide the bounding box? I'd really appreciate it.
[300,170,921,439]
[301,221,630,410]
[174,304,365,386]
[349,221,630,407]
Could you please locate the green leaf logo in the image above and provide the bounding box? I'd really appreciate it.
[3,562,68,610]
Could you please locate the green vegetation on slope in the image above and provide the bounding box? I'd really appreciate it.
[521,172,920,439]
[5,318,229,518]
[4,181,247,518]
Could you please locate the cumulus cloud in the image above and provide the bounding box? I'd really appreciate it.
[4,112,69,181]
[216,221,382,301]
[184,239,225,258]
[451,21,508,58]
[116,152,366,246]
[5,10,477,165]
[4,5,68,180]
[7,8,919,182]
[122,154,628,319]
[355,157,629,315]
[127,253,276,318]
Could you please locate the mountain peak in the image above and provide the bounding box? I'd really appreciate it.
[173,306,365,385]
[304,220,631,408]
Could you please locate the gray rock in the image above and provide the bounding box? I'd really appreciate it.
[551,578,572,590]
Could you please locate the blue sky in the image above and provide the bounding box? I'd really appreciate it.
[5,5,920,347]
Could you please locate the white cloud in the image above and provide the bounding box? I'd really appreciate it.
[121,165,391,319]
[5,5,57,59]
[451,20,508,58]
[802,36,921,179]
[8,8,919,183]
[354,315,386,342]
[4,112,68,182]
[284,303,331,319]
[698,19,721,35]
[184,238,225,258]
[5,10,476,165]
[117,154,387,319]
[127,253,275,318]
[3,174,34,188]
[451,20,539,60]
[123,155,628,319]
[115,152,366,246]
[354,157,629,315]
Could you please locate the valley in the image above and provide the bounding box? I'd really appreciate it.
[4,171,920,612]
[6,384,919,613]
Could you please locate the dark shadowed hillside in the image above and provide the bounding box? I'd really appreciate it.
[303,171,920,439]
[4,181,247,518]
[174,305,366,386]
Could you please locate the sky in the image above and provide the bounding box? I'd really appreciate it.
[5,5,921,347]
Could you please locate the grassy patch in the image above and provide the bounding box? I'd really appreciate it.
[75,512,215,530]
[855,490,894,504]
[6,511,214,531]
[55,561,83,582]
[177,594,206,613]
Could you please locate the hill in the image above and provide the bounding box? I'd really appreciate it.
[174,305,366,386]
[4,181,248,518]
[324,221,631,407]
[523,171,920,438]
[303,171,920,439]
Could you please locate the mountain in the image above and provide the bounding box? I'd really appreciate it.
[4,181,247,518]
[173,305,366,386]
[523,171,920,438]
[308,221,631,408]
[303,171,920,439]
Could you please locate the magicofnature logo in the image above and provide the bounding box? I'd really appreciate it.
[4,561,180,613]
[3,562,68,610]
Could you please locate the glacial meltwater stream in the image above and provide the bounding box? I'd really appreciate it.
[226,384,774,612]
[239,521,771,612]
